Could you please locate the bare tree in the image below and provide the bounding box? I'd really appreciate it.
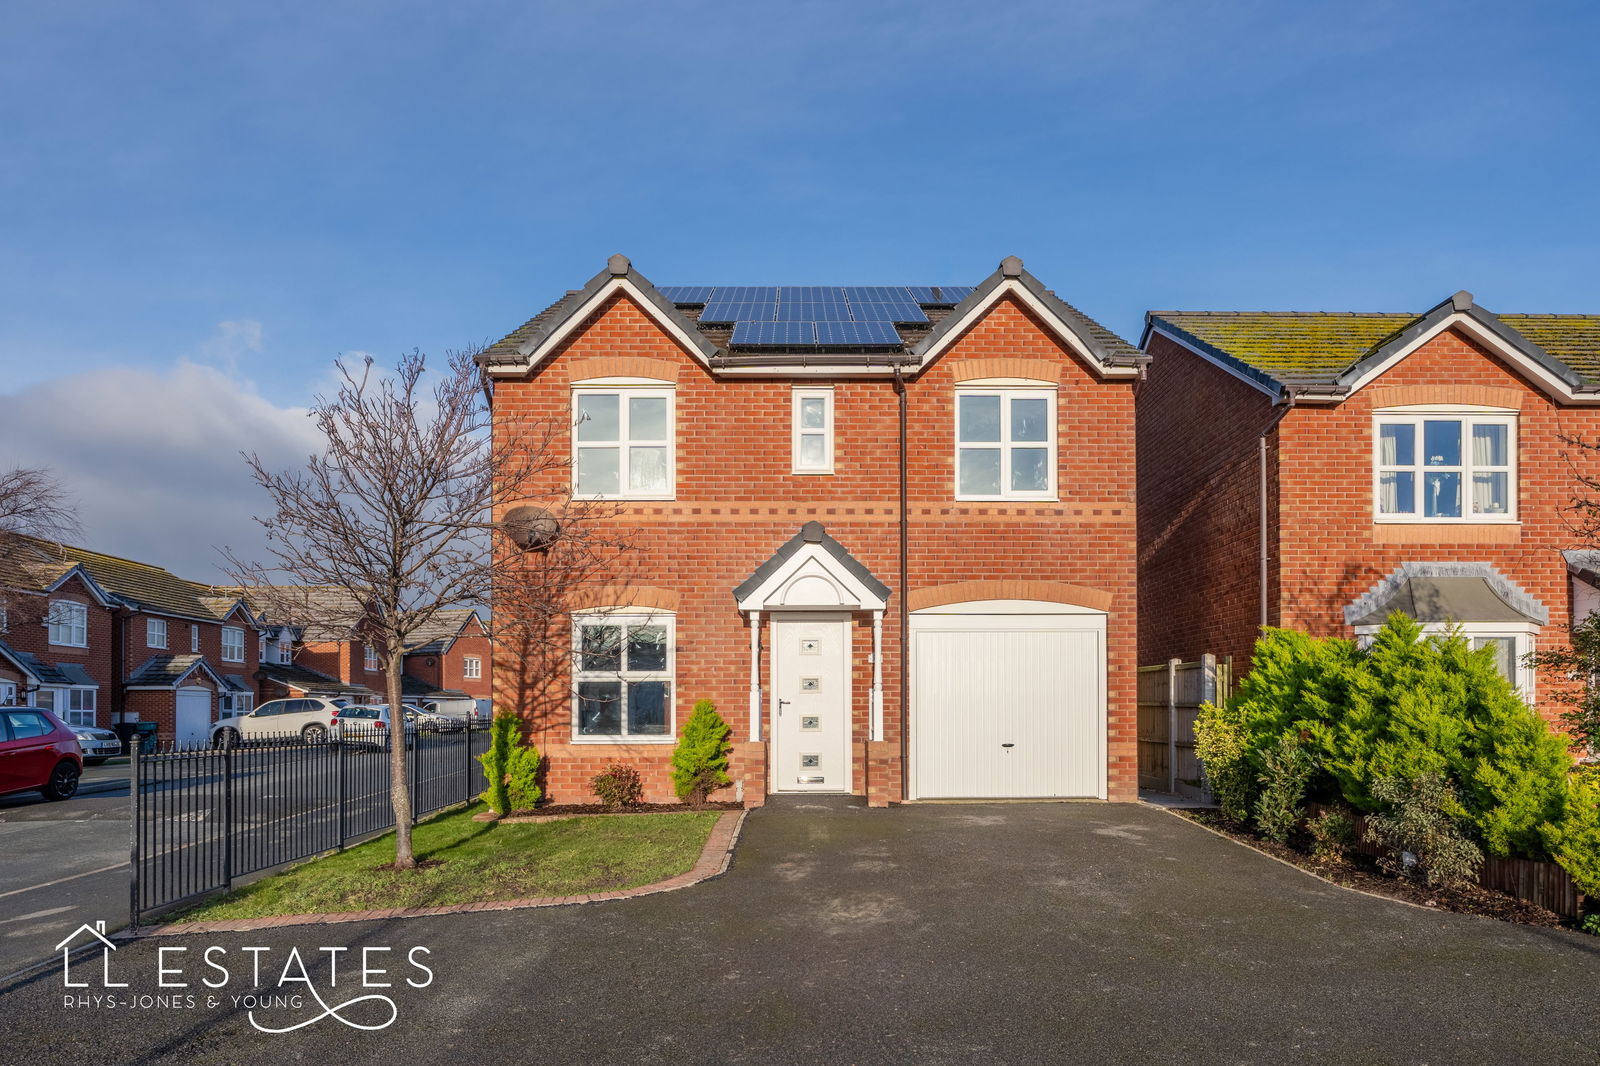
[0,466,80,620]
[225,349,629,868]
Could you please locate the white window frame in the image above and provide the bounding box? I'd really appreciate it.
[571,609,676,743]
[571,385,675,501]
[791,387,835,474]
[1354,620,1537,698]
[364,644,380,672]
[221,626,246,663]
[463,656,482,680]
[1372,407,1518,523]
[0,607,9,633]
[954,386,1058,502]
[146,617,167,650]
[59,686,97,727]
[220,691,254,716]
[47,601,88,647]
[191,625,200,653]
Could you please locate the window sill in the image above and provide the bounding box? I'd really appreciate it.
[1371,522,1521,545]
[572,496,677,503]
[954,497,1060,504]
[790,470,835,476]
[570,736,676,745]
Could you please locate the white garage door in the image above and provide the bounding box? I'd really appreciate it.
[911,601,1105,799]
[175,687,212,747]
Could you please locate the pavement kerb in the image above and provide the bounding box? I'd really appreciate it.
[117,809,747,939]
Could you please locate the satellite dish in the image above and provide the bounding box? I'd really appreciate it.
[502,506,561,552]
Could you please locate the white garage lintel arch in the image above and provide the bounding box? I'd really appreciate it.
[733,521,891,745]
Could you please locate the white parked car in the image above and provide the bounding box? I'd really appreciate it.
[331,704,423,747]
[70,725,122,766]
[211,697,344,747]
[420,697,486,725]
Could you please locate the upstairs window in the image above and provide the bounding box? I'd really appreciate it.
[955,388,1056,501]
[572,388,673,499]
[792,388,835,474]
[573,611,673,741]
[146,617,167,649]
[221,626,246,663]
[1375,411,1516,521]
[191,625,200,653]
[463,656,482,680]
[47,601,88,647]
[364,644,380,671]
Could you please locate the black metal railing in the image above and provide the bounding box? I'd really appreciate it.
[129,720,491,923]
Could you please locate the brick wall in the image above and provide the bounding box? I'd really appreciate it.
[1136,332,1282,674]
[491,289,1140,804]
[1,576,115,725]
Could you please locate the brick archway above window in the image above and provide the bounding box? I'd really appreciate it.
[567,585,680,613]
[909,579,1113,613]
[949,359,1061,384]
[1368,384,1523,411]
[567,355,681,383]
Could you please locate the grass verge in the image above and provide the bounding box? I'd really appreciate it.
[175,804,720,922]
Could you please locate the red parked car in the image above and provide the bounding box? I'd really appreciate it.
[0,707,83,801]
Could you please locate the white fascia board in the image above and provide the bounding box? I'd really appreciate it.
[714,365,902,378]
[45,566,117,607]
[1144,325,1282,400]
[485,278,713,376]
[1342,312,1600,404]
[919,279,1138,378]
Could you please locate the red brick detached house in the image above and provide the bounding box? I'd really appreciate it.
[1139,291,1600,727]
[0,537,260,742]
[480,254,1146,806]
[402,609,491,705]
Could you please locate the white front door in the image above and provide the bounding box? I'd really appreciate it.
[175,687,212,747]
[770,613,852,793]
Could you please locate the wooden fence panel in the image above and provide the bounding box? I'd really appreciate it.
[1137,655,1229,800]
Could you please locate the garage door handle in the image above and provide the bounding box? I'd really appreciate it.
[1001,743,1014,748]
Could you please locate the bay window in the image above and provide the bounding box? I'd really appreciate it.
[955,388,1056,500]
[573,611,674,741]
[573,387,674,499]
[1374,410,1516,521]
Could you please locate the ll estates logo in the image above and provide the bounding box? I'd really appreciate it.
[57,921,434,1033]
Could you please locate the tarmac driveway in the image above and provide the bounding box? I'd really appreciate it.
[1,798,1596,1065]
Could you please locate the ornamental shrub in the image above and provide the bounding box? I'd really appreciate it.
[591,762,644,810]
[1307,807,1356,863]
[1541,766,1600,898]
[1253,733,1316,844]
[672,699,732,805]
[1364,773,1483,889]
[478,711,542,815]
[1194,697,1254,823]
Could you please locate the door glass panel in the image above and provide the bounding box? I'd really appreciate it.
[799,397,827,429]
[1423,420,1461,466]
[576,448,620,495]
[958,395,1001,442]
[959,449,1002,495]
[629,395,668,440]
[1011,397,1049,442]
[627,682,669,735]
[580,625,622,672]
[626,625,668,672]
[1011,448,1049,491]
[577,682,622,735]
[1424,471,1462,518]
[576,394,619,441]
[627,446,669,493]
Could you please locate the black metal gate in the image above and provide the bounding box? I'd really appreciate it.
[129,722,491,923]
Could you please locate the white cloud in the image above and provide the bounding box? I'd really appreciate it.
[0,356,322,583]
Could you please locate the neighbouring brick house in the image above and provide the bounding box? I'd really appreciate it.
[401,608,491,706]
[1138,290,1600,729]
[0,537,260,742]
[0,543,118,728]
[480,254,1145,807]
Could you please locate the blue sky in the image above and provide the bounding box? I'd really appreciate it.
[2,0,1598,576]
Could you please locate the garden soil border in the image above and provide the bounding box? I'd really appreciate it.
[119,810,746,939]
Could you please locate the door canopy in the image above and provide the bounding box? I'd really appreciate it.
[734,522,890,612]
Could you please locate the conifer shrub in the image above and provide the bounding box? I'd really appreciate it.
[591,762,644,810]
[478,711,542,815]
[1194,697,1254,823]
[1363,773,1483,889]
[1541,766,1600,897]
[671,699,731,806]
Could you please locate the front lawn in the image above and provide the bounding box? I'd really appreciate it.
[175,804,720,922]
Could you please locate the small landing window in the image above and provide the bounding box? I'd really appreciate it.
[792,388,835,474]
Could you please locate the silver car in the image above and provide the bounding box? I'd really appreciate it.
[70,726,122,766]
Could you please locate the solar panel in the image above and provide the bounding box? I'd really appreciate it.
[777,300,851,321]
[713,286,777,302]
[731,321,816,346]
[840,286,909,303]
[778,286,837,302]
[814,321,902,346]
[848,300,928,324]
[658,286,713,304]
[700,300,775,323]
[908,286,975,304]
